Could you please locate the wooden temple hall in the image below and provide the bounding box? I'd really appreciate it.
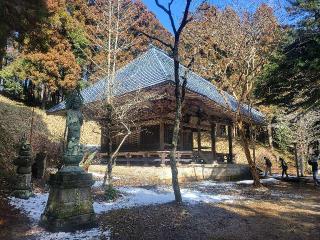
[48,47,265,165]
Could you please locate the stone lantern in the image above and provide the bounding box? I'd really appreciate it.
[12,136,34,199]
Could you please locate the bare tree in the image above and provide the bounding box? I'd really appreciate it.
[137,0,204,203]
[81,0,155,193]
[293,109,320,175]
[182,3,281,186]
[84,90,158,190]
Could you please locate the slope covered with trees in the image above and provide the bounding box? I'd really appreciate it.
[255,0,320,165]
[0,0,172,108]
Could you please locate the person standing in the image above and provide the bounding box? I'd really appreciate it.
[279,157,289,179]
[308,150,319,186]
[264,157,272,177]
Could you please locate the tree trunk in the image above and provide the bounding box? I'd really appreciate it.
[103,121,113,188]
[107,131,113,186]
[252,128,256,164]
[41,85,47,110]
[267,122,273,151]
[169,45,183,204]
[238,119,261,187]
[299,154,305,177]
[169,95,183,203]
[294,143,300,178]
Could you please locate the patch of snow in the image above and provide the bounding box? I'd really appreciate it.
[197,180,235,188]
[236,178,280,185]
[33,227,110,240]
[8,193,48,222]
[93,180,103,189]
[261,178,280,184]
[94,187,173,213]
[8,194,111,240]
[94,185,240,214]
[271,173,295,178]
[90,172,105,179]
[181,188,237,203]
[236,180,254,185]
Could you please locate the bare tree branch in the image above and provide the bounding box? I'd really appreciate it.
[155,0,177,34]
[137,30,173,50]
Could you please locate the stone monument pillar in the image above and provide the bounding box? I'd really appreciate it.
[32,151,47,179]
[12,136,33,199]
[40,90,96,231]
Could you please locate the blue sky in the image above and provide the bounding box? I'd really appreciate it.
[141,0,291,32]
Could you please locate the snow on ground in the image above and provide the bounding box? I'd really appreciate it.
[93,182,241,214]
[25,226,110,240]
[9,181,241,219]
[8,178,282,239]
[197,180,235,187]
[91,172,105,179]
[8,193,110,240]
[237,178,280,185]
[8,179,278,221]
[8,193,48,222]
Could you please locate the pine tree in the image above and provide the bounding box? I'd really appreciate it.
[256,0,320,109]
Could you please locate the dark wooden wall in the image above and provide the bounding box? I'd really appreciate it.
[112,123,193,152]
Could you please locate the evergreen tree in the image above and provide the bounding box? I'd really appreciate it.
[256,0,320,109]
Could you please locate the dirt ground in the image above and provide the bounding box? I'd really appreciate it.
[0,177,31,240]
[1,176,319,240]
[101,181,320,240]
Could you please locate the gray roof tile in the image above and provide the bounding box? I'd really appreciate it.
[48,47,264,123]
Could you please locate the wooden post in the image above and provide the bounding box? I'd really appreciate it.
[227,124,233,163]
[160,152,166,166]
[137,126,141,151]
[197,119,201,153]
[159,122,165,151]
[211,122,217,161]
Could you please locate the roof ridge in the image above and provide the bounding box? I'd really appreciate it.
[153,48,224,93]
[113,49,150,76]
[151,47,170,78]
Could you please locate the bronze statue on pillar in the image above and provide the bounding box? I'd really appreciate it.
[40,89,96,231]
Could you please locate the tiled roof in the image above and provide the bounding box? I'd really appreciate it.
[48,47,265,123]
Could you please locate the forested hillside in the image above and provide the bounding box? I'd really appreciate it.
[0,95,100,176]
[0,0,171,107]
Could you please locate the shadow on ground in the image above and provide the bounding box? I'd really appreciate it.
[101,182,320,240]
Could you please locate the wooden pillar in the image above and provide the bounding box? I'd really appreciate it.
[159,122,165,150]
[227,124,233,163]
[137,126,141,151]
[211,122,217,161]
[197,117,201,152]
[160,152,166,166]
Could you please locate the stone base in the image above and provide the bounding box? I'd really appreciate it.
[89,164,252,184]
[40,170,97,232]
[12,173,33,199]
[12,189,33,199]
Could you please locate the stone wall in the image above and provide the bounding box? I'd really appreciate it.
[88,164,251,184]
